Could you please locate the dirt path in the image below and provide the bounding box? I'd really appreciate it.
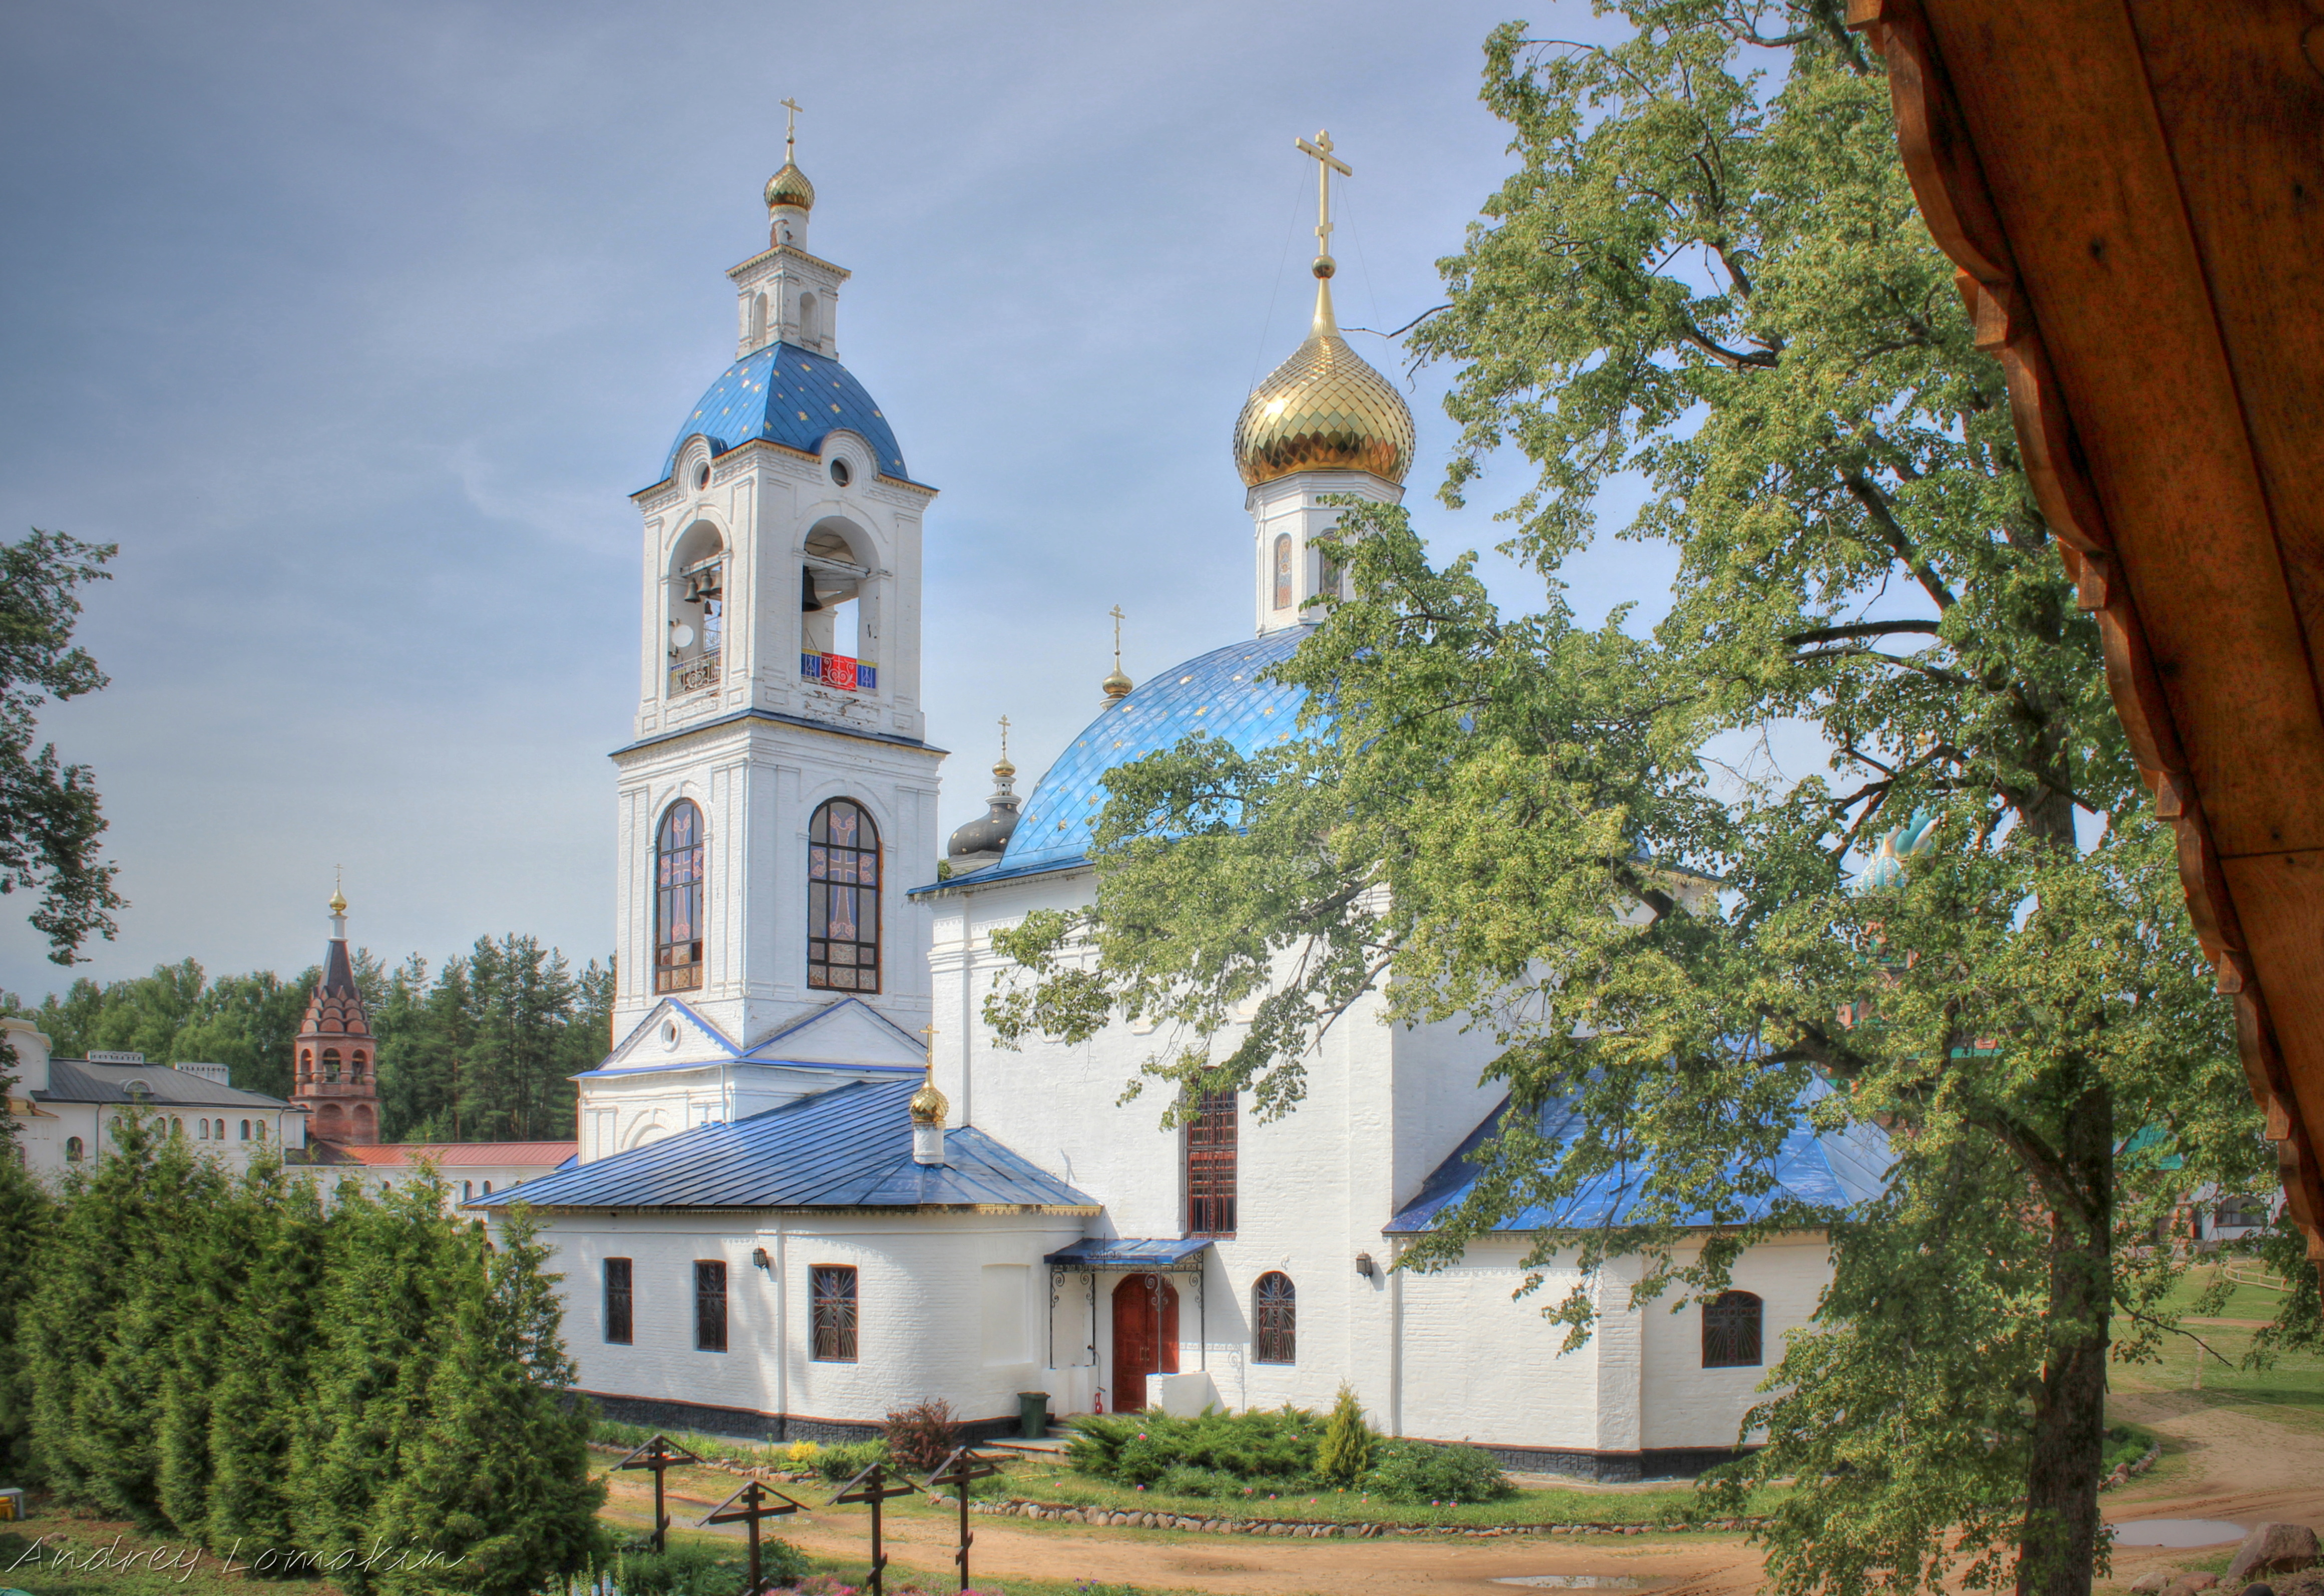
[605,1402,2324,1596]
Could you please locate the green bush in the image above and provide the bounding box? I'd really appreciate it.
[2103,1423,2155,1472]
[613,1537,805,1596]
[1364,1439,1515,1504]
[811,1438,889,1483]
[1067,1406,1324,1486]
[1153,1463,1249,1499]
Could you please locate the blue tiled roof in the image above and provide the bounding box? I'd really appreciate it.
[467,1079,1095,1212]
[661,340,909,484]
[930,629,1313,889]
[1385,1075,1893,1235]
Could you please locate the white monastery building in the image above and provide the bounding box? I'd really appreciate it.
[5,1017,305,1175]
[479,125,1892,1479]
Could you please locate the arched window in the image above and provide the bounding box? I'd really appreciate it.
[1186,1090,1237,1236]
[655,799,706,993]
[171,1116,184,1136]
[1273,534,1293,610]
[481,1180,492,1194]
[808,800,880,992]
[1702,1290,1764,1368]
[463,1180,474,1200]
[240,1120,251,1140]
[799,292,819,346]
[322,1049,341,1083]
[299,1048,312,1081]
[255,1120,267,1143]
[750,292,768,344]
[199,1118,211,1139]
[65,1136,84,1162]
[1254,1272,1296,1364]
[352,1051,367,1082]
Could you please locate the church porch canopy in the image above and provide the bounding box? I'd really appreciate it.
[1043,1237,1212,1271]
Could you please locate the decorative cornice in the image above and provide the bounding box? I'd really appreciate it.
[727,244,853,283]
[1849,0,2323,1255]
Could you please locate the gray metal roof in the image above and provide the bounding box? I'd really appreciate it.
[467,1078,1098,1213]
[34,1059,291,1110]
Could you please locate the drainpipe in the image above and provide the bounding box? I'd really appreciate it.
[1388,1236,1404,1437]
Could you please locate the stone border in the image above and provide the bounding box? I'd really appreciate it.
[2101,1445,2164,1492]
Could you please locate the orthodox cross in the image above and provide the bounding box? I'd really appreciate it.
[997,714,1010,764]
[925,1447,1001,1592]
[1109,605,1126,671]
[830,1460,921,1596]
[1294,129,1351,259]
[781,97,804,162]
[612,1433,704,1552]
[699,1478,811,1594]
[921,1022,938,1056]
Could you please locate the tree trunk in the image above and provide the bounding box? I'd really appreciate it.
[2018,1079,2113,1596]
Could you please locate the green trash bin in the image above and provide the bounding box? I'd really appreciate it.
[1017,1390,1050,1439]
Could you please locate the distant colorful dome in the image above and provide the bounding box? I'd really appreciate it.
[662,340,908,485]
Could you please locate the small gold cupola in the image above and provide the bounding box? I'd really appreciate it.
[911,1024,948,1165]
[765,97,816,248]
[1231,130,1415,489]
[1101,604,1134,704]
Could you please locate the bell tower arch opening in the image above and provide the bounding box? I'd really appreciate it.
[800,518,873,670]
[667,520,725,699]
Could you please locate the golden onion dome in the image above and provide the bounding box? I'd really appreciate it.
[1101,665,1133,701]
[909,1068,949,1126]
[1233,263,1414,489]
[328,887,348,914]
[765,161,816,213]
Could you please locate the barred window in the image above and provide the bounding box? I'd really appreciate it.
[812,1265,859,1362]
[1186,1090,1237,1237]
[695,1260,727,1352]
[1254,1272,1296,1364]
[807,801,880,993]
[605,1258,633,1345]
[656,800,706,994]
[1702,1290,1763,1368]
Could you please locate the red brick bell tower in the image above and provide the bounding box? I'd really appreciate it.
[291,887,378,1146]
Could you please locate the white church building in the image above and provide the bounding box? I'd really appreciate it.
[481,127,1889,1480]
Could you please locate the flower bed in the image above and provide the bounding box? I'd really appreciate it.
[965,1495,1772,1539]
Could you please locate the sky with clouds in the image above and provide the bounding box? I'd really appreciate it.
[0,0,1691,1001]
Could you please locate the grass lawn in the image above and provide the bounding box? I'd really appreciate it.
[2108,1262,2324,1437]
[932,1453,1771,1532]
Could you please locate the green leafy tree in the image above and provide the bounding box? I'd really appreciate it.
[985,10,2286,1596]
[0,528,123,963]
[366,1207,603,1596]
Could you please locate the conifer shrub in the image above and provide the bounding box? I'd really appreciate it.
[882,1399,960,1474]
[1315,1384,1375,1487]
[1363,1439,1515,1504]
[1066,1406,1324,1486]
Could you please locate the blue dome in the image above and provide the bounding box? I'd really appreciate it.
[994,628,1314,879]
[661,340,909,484]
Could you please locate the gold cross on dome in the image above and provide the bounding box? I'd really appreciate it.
[781,97,804,160]
[1294,130,1351,257]
[997,714,1011,761]
[920,1022,938,1056]
[1109,604,1126,667]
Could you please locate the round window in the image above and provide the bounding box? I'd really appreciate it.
[660,1020,680,1050]
[829,458,853,487]
[695,463,711,489]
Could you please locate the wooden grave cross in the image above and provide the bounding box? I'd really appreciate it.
[924,1446,1001,1593]
[611,1433,705,1552]
[829,1459,922,1596]
[700,1478,812,1596]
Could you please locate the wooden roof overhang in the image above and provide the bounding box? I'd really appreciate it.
[1846,0,2324,1256]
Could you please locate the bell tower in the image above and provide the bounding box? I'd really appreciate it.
[611,114,942,1057]
[291,886,378,1146]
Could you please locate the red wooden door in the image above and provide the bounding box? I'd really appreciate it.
[1110,1273,1181,1413]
